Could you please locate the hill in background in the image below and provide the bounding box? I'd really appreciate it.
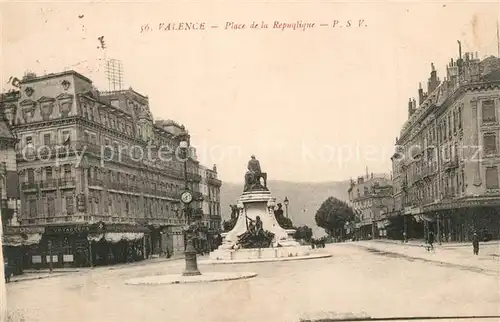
[219,180,351,237]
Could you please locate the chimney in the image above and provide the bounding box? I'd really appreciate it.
[428,63,439,93]
[408,98,414,118]
[371,172,373,179]
[412,98,417,110]
[418,82,424,105]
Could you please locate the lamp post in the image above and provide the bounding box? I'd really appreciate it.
[179,137,201,276]
[284,196,289,218]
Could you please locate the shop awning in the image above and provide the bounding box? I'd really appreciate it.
[2,233,42,246]
[104,232,144,243]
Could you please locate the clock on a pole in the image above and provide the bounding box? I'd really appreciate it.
[180,190,193,204]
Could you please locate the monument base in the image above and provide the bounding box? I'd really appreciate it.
[209,245,311,261]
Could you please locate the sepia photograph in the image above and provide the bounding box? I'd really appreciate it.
[0,1,499,321]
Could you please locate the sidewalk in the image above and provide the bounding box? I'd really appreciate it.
[375,238,500,249]
[8,254,185,283]
[354,240,500,275]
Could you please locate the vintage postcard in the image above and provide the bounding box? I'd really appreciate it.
[1,1,499,322]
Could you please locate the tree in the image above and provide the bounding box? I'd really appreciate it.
[294,225,313,242]
[315,197,355,237]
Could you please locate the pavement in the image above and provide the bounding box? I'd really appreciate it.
[5,243,500,322]
[7,254,185,283]
[352,240,500,275]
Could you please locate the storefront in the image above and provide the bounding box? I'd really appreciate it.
[2,226,44,275]
[6,222,150,269]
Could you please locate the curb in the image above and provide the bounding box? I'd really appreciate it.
[8,273,67,283]
[124,272,258,285]
[200,253,332,265]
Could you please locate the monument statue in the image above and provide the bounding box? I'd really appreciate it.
[244,155,268,191]
[222,205,239,232]
[236,216,274,249]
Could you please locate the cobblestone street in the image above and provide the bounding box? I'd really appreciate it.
[6,243,500,322]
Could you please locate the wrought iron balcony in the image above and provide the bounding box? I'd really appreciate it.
[40,179,58,189]
[59,178,76,187]
[207,177,222,186]
[88,178,103,186]
[21,182,38,190]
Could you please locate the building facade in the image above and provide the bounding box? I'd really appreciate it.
[0,70,209,268]
[348,173,394,239]
[198,164,222,251]
[392,49,500,243]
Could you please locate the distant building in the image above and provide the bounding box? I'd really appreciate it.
[198,164,222,252]
[392,48,500,242]
[0,70,211,268]
[348,172,394,239]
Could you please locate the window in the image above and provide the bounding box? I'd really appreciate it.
[29,199,37,218]
[458,108,462,129]
[461,170,465,192]
[47,195,55,217]
[43,133,51,145]
[84,132,89,142]
[64,164,71,178]
[27,169,35,183]
[448,115,452,137]
[89,107,94,121]
[62,131,71,145]
[482,100,496,123]
[66,195,74,215]
[25,136,33,146]
[483,133,497,155]
[486,166,499,189]
[45,167,52,180]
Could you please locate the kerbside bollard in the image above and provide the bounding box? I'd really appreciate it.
[0,208,8,322]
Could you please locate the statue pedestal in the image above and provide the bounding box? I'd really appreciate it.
[210,189,308,262]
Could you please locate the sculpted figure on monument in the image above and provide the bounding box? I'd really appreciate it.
[236,216,275,248]
[222,205,239,232]
[244,155,268,191]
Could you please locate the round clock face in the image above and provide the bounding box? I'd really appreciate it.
[181,191,193,204]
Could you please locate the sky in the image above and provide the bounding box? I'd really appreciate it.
[1,1,499,184]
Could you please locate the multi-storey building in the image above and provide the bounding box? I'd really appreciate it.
[0,109,18,225]
[348,172,394,239]
[392,47,500,243]
[0,70,207,268]
[198,164,222,251]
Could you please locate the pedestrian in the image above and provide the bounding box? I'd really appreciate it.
[4,260,12,283]
[427,231,434,251]
[472,232,479,255]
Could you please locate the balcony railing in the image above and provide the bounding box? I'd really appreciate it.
[207,177,222,186]
[40,179,58,189]
[193,191,203,201]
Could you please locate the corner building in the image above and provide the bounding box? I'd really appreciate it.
[348,173,394,239]
[0,70,209,268]
[392,50,500,242]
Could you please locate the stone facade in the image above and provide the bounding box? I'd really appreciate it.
[391,50,500,241]
[198,164,222,251]
[348,173,394,239]
[0,107,18,225]
[0,70,213,263]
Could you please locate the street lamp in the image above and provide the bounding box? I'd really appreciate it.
[284,196,289,218]
[179,137,201,276]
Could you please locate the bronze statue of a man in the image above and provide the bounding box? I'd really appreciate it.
[247,155,262,176]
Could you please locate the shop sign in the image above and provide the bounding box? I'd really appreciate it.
[4,226,45,235]
[45,225,90,234]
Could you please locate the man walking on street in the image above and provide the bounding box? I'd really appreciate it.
[472,232,479,255]
[427,231,434,251]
